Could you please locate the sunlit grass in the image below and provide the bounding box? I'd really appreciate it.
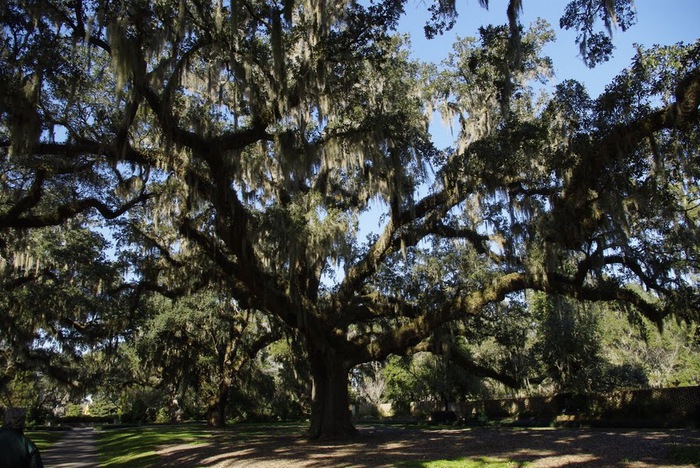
[24,430,66,450]
[397,457,524,467]
[96,422,306,467]
[97,425,210,467]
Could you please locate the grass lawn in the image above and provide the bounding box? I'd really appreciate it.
[96,422,305,467]
[96,424,526,468]
[96,425,210,467]
[94,423,700,467]
[24,430,66,450]
[397,457,523,467]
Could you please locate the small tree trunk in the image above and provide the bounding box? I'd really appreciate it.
[206,381,229,427]
[306,349,356,439]
[207,339,240,427]
[168,378,187,423]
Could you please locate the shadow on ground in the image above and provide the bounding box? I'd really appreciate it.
[156,425,700,467]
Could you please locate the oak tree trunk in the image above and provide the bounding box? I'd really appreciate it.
[306,349,357,439]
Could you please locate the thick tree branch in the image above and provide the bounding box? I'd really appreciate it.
[350,272,530,363]
[4,169,47,219]
[337,189,463,308]
[552,65,700,246]
[0,191,153,229]
[178,218,302,328]
[351,250,670,364]
[0,139,150,165]
[450,344,521,388]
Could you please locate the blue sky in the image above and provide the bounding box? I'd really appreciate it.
[390,0,700,163]
[399,0,699,98]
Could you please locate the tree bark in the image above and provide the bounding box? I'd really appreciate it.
[206,380,230,427]
[167,379,186,423]
[306,348,357,439]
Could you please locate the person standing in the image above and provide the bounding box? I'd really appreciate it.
[0,407,44,468]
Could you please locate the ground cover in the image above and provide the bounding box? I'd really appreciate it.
[95,423,700,467]
[397,457,521,467]
[24,430,65,450]
[96,424,212,467]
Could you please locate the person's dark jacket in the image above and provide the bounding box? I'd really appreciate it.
[0,427,44,468]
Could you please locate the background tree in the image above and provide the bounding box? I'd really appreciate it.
[350,361,388,414]
[227,335,311,422]
[532,293,605,394]
[529,293,649,395]
[2,0,699,439]
[596,304,700,389]
[0,224,132,399]
[132,290,284,426]
[0,370,65,425]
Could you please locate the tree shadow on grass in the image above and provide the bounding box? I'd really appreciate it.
[98,425,208,467]
[155,425,700,467]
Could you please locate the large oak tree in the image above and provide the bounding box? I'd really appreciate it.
[2,0,698,438]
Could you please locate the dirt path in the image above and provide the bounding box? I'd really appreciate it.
[157,425,700,467]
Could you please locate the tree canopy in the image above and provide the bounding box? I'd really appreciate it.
[1,0,699,438]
